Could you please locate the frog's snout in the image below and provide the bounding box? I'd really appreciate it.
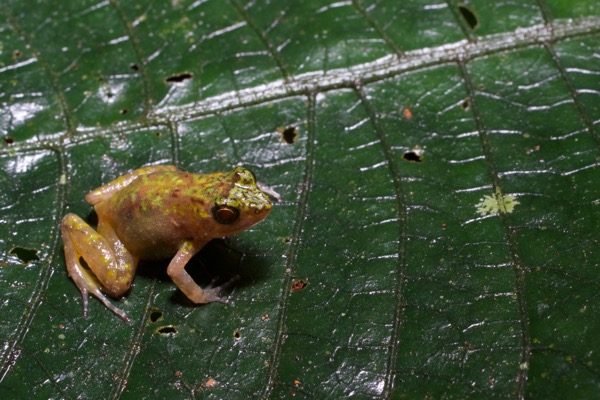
[248,189,272,214]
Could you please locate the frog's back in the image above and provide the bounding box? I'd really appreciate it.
[99,170,227,259]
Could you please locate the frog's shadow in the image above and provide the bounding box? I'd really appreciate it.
[84,211,268,307]
[135,239,267,307]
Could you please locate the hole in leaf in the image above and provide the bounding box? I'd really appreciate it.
[461,98,471,110]
[165,72,193,83]
[148,308,163,323]
[156,325,177,336]
[402,146,425,163]
[458,4,478,30]
[403,151,423,162]
[291,279,308,292]
[9,246,40,264]
[277,126,299,144]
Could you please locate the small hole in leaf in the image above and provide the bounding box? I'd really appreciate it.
[403,151,423,162]
[291,279,307,292]
[9,246,40,264]
[277,126,299,144]
[402,146,425,163]
[130,63,139,71]
[461,98,471,110]
[148,308,163,323]
[4,136,14,145]
[165,72,193,83]
[458,4,478,30]
[156,325,177,336]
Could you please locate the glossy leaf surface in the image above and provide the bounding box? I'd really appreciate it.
[1,1,599,398]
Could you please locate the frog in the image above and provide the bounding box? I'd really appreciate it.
[61,165,273,323]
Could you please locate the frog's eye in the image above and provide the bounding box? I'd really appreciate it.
[212,205,240,224]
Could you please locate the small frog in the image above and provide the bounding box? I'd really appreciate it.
[61,165,272,323]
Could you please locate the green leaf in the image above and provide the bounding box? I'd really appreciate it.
[1,0,599,398]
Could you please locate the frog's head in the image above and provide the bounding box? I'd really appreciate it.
[211,167,272,235]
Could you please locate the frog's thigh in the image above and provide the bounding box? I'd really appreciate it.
[61,213,134,297]
[86,165,178,205]
[62,213,132,322]
[95,218,137,296]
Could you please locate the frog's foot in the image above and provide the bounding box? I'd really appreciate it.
[68,264,132,323]
[202,275,240,304]
[90,291,131,324]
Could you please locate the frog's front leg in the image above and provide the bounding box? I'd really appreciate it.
[61,213,136,323]
[167,241,235,304]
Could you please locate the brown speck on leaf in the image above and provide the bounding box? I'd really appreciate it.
[291,279,307,291]
[205,377,217,387]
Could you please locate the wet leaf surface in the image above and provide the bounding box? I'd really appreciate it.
[1,1,599,398]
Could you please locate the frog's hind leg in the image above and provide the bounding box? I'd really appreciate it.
[61,213,133,323]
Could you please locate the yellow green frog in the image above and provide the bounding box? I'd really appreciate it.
[61,165,273,323]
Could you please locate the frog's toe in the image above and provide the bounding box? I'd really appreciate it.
[80,288,90,319]
[68,263,131,323]
[204,275,240,304]
[82,285,131,323]
[93,293,132,324]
